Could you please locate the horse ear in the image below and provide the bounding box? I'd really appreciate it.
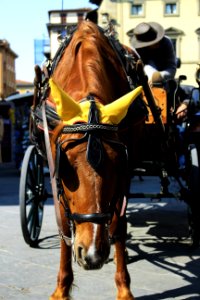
[103,86,143,124]
[49,78,81,121]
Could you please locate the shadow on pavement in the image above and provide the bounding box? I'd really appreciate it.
[34,234,60,250]
[126,203,200,300]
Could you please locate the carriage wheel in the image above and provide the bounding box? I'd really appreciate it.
[19,145,46,246]
[187,143,200,247]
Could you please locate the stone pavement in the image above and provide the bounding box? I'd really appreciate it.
[0,164,200,299]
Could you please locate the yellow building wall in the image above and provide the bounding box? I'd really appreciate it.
[98,0,200,86]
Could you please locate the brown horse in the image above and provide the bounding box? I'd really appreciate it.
[39,20,145,300]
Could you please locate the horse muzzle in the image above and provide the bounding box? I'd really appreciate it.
[74,223,110,270]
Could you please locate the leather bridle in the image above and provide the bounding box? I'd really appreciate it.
[42,96,128,247]
[38,22,138,247]
[56,98,128,211]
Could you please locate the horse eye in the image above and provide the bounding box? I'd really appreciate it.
[59,151,79,190]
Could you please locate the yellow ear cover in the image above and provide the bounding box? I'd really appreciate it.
[101,86,143,124]
[49,78,81,121]
[50,78,143,125]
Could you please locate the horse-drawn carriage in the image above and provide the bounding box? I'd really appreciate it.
[129,65,200,248]
[19,20,200,300]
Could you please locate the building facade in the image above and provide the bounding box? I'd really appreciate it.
[0,39,18,98]
[98,0,200,85]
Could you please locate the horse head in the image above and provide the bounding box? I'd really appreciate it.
[49,78,142,270]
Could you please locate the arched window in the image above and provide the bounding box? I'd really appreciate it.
[165,27,184,57]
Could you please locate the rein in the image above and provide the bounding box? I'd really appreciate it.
[42,101,72,246]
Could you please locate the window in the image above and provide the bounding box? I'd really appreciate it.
[61,13,66,25]
[164,2,179,16]
[131,4,143,16]
[130,1,144,16]
[77,13,84,23]
[165,3,177,14]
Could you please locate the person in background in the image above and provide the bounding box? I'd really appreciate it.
[176,100,189,119]
[176,63,200,119]
[130,21,177,86]
[129,21,188,169]
[0,115,4,163]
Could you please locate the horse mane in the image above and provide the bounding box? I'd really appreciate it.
[52,20,130,104]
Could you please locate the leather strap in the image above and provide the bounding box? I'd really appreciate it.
[42,101,72,246]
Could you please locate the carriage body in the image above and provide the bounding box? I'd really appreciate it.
[131,77,200,247]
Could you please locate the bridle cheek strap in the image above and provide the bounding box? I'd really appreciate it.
[42,101,72,246]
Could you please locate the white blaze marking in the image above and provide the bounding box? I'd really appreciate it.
[87,223,98,256]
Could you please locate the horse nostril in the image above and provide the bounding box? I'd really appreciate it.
[76,242,110,270]
[77,245,85,260]
[84,251,103,269]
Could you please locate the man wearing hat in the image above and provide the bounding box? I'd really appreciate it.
[129,22,177,86]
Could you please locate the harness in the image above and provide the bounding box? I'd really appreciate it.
[32,22,139,248]
[42,96,128,249]
[58,100,127,209]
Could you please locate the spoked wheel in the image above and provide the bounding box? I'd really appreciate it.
[187,143,200,248]
[19,145,47,247]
